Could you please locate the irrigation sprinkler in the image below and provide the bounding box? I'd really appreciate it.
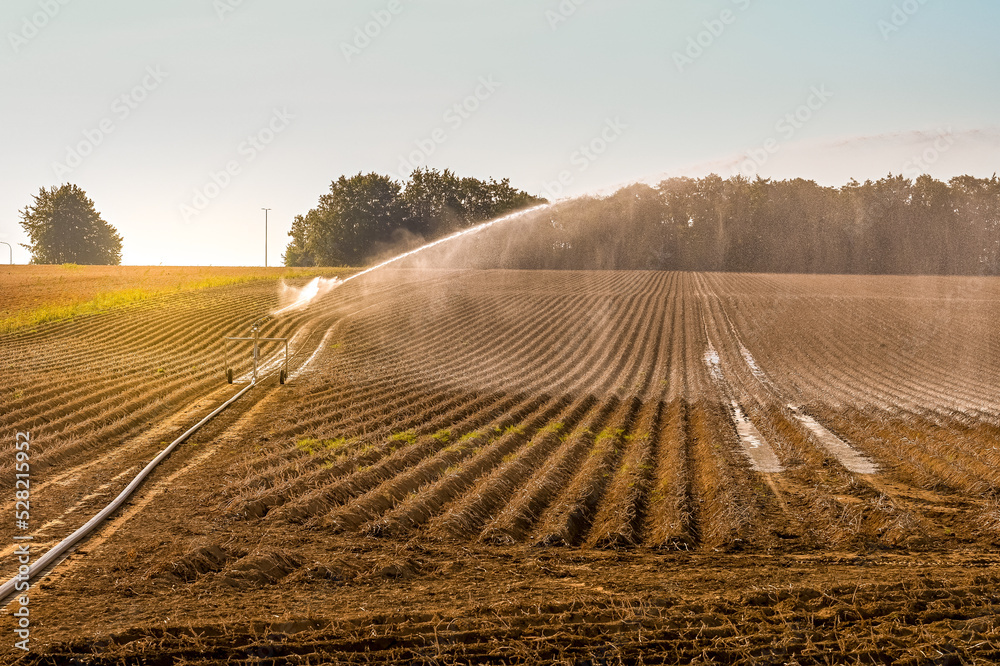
[225,319,288,385]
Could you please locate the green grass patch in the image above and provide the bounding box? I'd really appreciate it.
[296,436,349,455]
[595,428,625,444]
[389,430,417,446]
[0,267,355,335]
[296,438,322,455]
[1,287,163,334]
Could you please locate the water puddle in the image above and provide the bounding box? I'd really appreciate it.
[704,344,724,382]
[729,401,784,473]
[788,405,878,474]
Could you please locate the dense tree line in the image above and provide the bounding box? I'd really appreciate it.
[283,169,543,266]
[412,174,1000,276]
[19,184,123,265]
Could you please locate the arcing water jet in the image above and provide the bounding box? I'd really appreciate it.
[269,203,549,318]
[273,276,342,316]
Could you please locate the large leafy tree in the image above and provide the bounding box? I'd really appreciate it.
[284,169,544,267]
[19,184,123,264]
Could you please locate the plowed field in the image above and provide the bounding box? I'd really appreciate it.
[2,269,1000,664]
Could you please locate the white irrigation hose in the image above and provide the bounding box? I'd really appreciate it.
[0,381,255,603]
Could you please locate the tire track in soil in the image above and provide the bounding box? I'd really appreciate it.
[698,275,896,546]
[700,272,977,548]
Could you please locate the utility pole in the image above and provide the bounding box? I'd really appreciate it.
[261,208,271,267]
[0,241,11,265]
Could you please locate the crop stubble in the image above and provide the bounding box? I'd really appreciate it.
[2,269,1000,664]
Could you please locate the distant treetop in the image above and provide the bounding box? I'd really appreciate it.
[387,173,1000,276]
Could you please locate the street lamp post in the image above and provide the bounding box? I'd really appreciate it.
[261,208,271,267]
[0,241,11,265]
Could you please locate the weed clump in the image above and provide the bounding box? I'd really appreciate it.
[390,431,417,446]
[296,437,348,455]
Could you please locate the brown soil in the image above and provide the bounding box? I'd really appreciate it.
[2,269,1000,664]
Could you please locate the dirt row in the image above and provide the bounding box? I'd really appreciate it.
[0,273,444,570]
[200,271,1000,554]
[3,269,1000,664]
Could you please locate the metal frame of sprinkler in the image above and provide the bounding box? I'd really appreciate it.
[225,315,288,385]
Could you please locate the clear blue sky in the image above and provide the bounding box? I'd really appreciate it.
[2,0,998,265]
